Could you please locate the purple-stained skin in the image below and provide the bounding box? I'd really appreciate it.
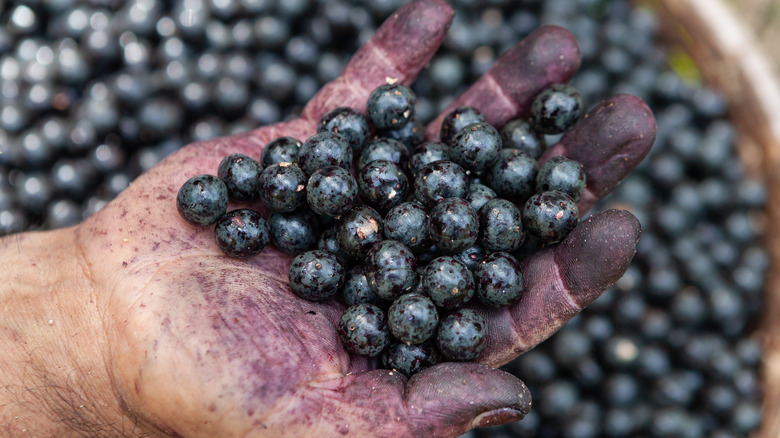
[55,1,657,437]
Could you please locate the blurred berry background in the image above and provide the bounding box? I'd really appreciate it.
[0,0,769,437]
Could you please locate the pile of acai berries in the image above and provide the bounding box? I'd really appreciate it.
[176,80,586,375]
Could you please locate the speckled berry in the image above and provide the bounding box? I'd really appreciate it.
[338,304,390,357]
[530,84,583,134]
[365,240,417,301]
[261,136,301,168]
[306,166,357,217]
[500,119,546,159]
[288,249,345,302]
[379,118,424,151]
[358,137,410,170]
[523,190,579,243]
[318,106,371,154]
[258,163,307,213]
[449,122,502,172]
[423,256,475,309]
[453,243,487,272]
[413,160,470,208]
[410,141,450,177]
[467,183,497,212]
[366,83,416,130]
[440,106,486,146]
[318,226,353,268]
[428,197,479,253]
[388,293,439,345]
[336,205,383,258]
[475,252,523,308]
[478,198,524,253]
[357,160,408,214]
[214,208,270,258]
[536,156,586,202]
[217,153,263,202]
[436,309,487,361]
[383,201,430,252]
[268,209,319,255]
[298,132,352,176]
[342,265,383,307]
[485,149,539,201]
[177,174,229,226]
[381,341,440,376]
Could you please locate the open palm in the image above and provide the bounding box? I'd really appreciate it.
[72,1,655,436]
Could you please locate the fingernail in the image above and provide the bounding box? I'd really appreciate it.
[470,407,526,429]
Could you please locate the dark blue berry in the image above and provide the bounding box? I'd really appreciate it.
[409,141,451,177]
[478,198,524,253]
[453,243,488,272]
[537,156,587,202]
[288,249,344,302]
[449,122,502,171]
[413,160,470,208]
[338,304,390,357]
[214,208,270,258]
[530,84,583,134]
[336,205,384,258]
[217,153,263,202]
[379,117,424,151]
[357,137,410,170]
[261,136,301,168]
[366,83,416,130]
[423,256,475,309]
[383,201,430,252]
[318,106,371,154]
[485,149,539,201]
[436,308,487,361]
[268,209,319,255]
[298,131,352,175]
[475,252,523,308]
[318,226,353,268]
[365,240,417,300]
[306,166,357,217]
[342,265,383,307]
[258,163,307,213]
[381,341,440,376]
[500,118,546,159]
[357,160,408,214]
[440,106,486,146]
[428,197,479,253]
[387,293,439,344]
[176,174,228,226]
[466,183,497,214]
[522,190,579,243]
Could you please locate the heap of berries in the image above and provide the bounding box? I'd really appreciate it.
[176,81,586,375]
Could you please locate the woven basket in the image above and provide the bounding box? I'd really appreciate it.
[654,0,780,436]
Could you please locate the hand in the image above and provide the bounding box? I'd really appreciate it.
[0,0,655,436]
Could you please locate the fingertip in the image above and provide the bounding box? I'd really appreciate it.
[367,0,454,76]
[407,363,531,434]
[555,209,641,308]
[490,25,582,114]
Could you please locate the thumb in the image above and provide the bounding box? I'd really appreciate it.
[298,363,530,437]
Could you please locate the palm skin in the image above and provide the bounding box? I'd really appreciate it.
[64,1,656,436]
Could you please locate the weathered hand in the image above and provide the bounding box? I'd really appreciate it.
[68,1,655,436]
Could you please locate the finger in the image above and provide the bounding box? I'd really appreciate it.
[301,0,454,123]
[478,209,641,366]
[424,25,581,140]
[541,94,657,213]
[284,363,530,437]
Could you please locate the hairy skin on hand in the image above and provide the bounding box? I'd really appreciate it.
[0,1,655,437]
